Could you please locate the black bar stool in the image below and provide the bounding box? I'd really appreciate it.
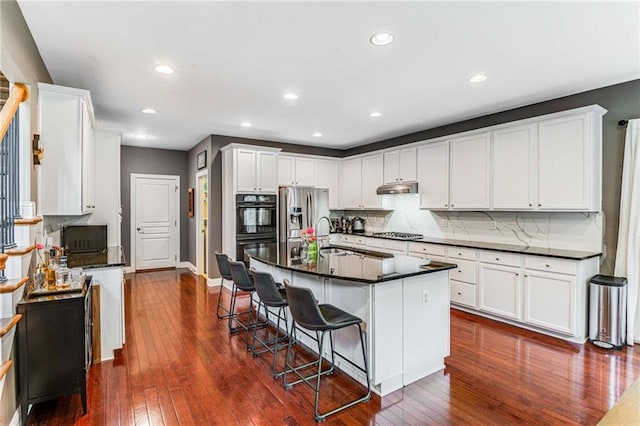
[227,260,268,349]
[214,252,234,325]
[250,269,291,378]
[282,279,371,422]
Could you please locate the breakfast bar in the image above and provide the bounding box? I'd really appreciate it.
[246,244,456,396]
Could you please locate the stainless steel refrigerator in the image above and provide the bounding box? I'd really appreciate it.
[278,186,330,263]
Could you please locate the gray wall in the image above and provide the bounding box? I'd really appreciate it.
[120,146,189,266]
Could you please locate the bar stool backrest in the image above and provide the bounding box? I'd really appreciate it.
[252,270,286,306]
[283,279,327,331]
[228,260,255,292]
[214,252,233,281]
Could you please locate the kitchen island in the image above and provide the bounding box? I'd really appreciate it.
[246,245,456,396]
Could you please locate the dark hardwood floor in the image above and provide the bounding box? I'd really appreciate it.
[27,269,640,425]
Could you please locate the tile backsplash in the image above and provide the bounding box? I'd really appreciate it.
[341,194,603,253]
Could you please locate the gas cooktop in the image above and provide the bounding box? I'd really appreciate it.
[371,232,424,241]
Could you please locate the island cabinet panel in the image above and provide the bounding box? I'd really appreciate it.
[372,280,403,392]
[402,274,450,386]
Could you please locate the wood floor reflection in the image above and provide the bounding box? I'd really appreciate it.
[26,269,640,425]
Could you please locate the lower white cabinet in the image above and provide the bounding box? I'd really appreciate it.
[523,268,576,335]
[450,280,476,307]
[478,263,522,321]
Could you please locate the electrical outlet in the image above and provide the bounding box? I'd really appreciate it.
[442,219,448,228]
[490,221,497,230]
[422,289,430,307]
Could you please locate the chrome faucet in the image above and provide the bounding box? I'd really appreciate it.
[315,216,334,249]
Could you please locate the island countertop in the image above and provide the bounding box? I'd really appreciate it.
[246,244,456,284]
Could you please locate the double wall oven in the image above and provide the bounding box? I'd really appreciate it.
[236,194,277,264]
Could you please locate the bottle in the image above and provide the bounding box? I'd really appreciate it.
[56,256,69,287]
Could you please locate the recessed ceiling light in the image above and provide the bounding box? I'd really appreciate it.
[469,74,488,83]
[312,132,322,137]
[369,112,382,118]
[141,108,156,114]
[134,134,149,140]
[241,122,252,128]
[370,32,394,46]
[283,93,299,100]
[154,64,174,74]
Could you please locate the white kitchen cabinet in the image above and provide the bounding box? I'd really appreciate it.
[278,155,315,187]
[417,142,450,210]
[408,242,447,263]
[537,111,601,211]
[384,147,417,184]
[449,133,490,209]
[87,266,125,361]
[492,124,536,210]
[523,269,576,335]
[235,148,279,193]
[315,159,339,209]
[340,154,384,209]
[478,263,522,321]
[39,83,96,215]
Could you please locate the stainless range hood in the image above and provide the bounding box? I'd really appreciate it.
[376,181,418,195]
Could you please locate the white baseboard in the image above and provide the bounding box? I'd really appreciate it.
[123,266,135,274]
[179,261,197,273]
[207,277,222,287]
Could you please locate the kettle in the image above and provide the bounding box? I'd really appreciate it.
[352,217,365,234]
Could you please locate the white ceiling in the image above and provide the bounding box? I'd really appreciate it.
[17,1,640,151]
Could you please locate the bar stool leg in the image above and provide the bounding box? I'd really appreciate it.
[216,277,233,320]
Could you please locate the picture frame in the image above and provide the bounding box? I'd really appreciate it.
[196,150,207,170]
[187,188,194,217]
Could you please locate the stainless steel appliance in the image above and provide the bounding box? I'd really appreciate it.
[236,194,277,263]
[352,217,365,234]
[589,275,627,349]
[376,181,418,195]
[279,186,329,263]
[372,231,424,241]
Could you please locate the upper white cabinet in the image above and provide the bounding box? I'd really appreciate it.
[492,124,536,210]
[315,159,339,209]
[384,147,417,184]
[449,133,491,209]
[226,145,280,194]
[537,112,601,211]
[417,142,450,209]
[278,155,315,187]
[39,83,95,215]
[340,154,384,209]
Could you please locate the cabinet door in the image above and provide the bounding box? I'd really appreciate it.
[277,155,295,186]
[361,154,384,208]
[418,142,450,209]
[81,100,95,213]
[257,151,278,193]
[316,159,339,209]
[294,157,316,186]
[383,151,399,184]
[524,269,575,335]
[236,149,257,192]
[538,114,591,210]
[492,124,536,210]
[398,147,417,182]
[478,263,522,320]
[341,158,362,209]
[450,134,490,209]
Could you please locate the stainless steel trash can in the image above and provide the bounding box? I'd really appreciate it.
[589,274,627,349]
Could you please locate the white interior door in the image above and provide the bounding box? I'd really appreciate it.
[196,171,209,277]
[133,174,179,270]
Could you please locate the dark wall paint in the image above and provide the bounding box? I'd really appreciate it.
[120,146,189,267]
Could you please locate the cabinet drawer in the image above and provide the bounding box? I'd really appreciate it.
[448,247,477,261]
[366,238,385,249]
[451,280,476,307]
[413,253,447,263]
[450,259,476,284]
[384,240,407,253]
[525,256,576,275]
[408,242,446,257]
[478,250,522,267]
[353,236,367,246]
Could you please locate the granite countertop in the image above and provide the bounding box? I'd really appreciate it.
[333,232,601,261]
[75,246,126,269]
[246,244,456,284]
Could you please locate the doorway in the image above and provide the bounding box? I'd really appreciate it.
[196,170,209,277]
[130,174,180,271]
